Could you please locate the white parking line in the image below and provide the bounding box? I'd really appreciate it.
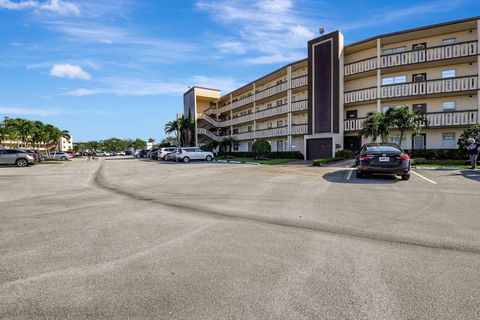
[346,168,354,180]
[411,170,437,184]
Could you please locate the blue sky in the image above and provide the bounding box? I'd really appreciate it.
[0,0,478,141]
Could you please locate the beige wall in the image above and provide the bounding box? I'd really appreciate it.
[344,47,376,64]
[381,96,477,113]
[344,75,377,91]
[345,104,377,118]
[255,73,288,92]
[381,62,477,79]
[291,90,307,101]
[291,113,308,124]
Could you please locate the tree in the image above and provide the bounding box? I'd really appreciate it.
[458,124,480,151]
[164,120,181,145]
[252,139,271,159]
[359,111,392,143]
[386,106,427,146]
[200,140,219,152]
[5,118,33,148]
[133,138,146,150]
[220,136,238,153]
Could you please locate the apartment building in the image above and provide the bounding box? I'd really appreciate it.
[185,17,480,159]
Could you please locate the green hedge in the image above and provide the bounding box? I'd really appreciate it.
[406,149,467,160]
[218,151,304,159]
[312,157,345,166]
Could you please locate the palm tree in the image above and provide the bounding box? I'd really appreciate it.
[30,121,45,149]
[387,106,428,146]
[164,120,181,145]
[0,118,8,148]
[359,111,392,143]
[9,118,33,148]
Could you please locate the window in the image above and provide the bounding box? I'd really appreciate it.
[292,117,298,125]
[346,110,358,119]
[412,73,427,82]
[382,46,406,55]
[277,140,284,152]
[277,120,283,127]
[292,96,296,101]
[442,38,456,45]
[267,103,272,109]
[442,101,456,111]
[382,75,407,85]
[247,125,253,132]
[389,135,407,149]
[277,100,282,106]
[267,122,272,129]
[442,70,456,78]
[247,142,252,152]
[255,107,260,112]
[412,42,427,50]
[276,80,283,85]
[383,105,401,113]
[442,133,456,148]
[413,134,426,150]
[412,103,427,114]
[233,143,239,151]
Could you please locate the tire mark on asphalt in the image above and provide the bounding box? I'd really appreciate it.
[92,161,480,256]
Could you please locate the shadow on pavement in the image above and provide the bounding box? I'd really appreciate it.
[104,157,136,161]
[459,170,480,182]
[323,169,400,184]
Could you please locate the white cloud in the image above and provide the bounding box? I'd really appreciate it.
[196,0,315,64]
[0,0,80,16]
[0,106,60,116]
[50,64,92,80]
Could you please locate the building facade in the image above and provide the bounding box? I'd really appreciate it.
[185,17,480,159]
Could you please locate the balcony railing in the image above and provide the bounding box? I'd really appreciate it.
[344,41,478,76]
[255,126,288,139]
[291,75,308,88]
[255,81,288,101]
[291,123,308,135]
[197,128,221,141]
[344,110,478,132]
[291,99,308,112]
[381,76,477,99]
[344,57,377,76]
[381,40,478,68]
[256,103,289,120]
[198,126,290,141]
[344,87,377,104]
[231,113,255,125]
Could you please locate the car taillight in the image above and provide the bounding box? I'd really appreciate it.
[398,155,410,160]
[359,155,373,161]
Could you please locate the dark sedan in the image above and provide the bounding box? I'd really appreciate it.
[355,143,411,180]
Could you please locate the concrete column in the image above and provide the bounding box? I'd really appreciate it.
[253,82,256,141]
[477,19,480,123]
[376,38,382,113]
[229,93,233,136]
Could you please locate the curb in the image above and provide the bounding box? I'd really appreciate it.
[414,166,461,171]
[214,160,260,165]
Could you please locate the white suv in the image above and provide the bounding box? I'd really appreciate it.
[175,148,214,163]
[158,147,177,160]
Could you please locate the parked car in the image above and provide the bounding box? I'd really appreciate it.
[95,150,108,157]
[118,151,126,156]
[175,147,214,163]
[139,149,150,158]
[48,152,72,161]
[165,149,180,161]
[23,149,41,163]
[110,152,118,156]
[147,148,160,160]
[158,147,177,160]
[125,148,135,156]
[355,143,411,180]
[0,149,35,167]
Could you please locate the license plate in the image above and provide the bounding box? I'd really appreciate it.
[379,157,390,162]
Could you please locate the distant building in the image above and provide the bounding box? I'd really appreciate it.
[146,141,154,149]
[59,135,73,152]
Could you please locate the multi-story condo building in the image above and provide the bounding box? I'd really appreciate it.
[184,17,479,159]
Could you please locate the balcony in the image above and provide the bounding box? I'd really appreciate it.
[381,76,477,99]
[291,99,308,112]
[381,40,477,68]
[344,57,377,77]
[255,126,288,139]
[198,126,290,141]
[291,75,308,88]
[344,40,478,76]
[344,76,478,105]
[256,103,289,121]
[255,81,288,101]
[291,123,308,135]
[344,110,478,132]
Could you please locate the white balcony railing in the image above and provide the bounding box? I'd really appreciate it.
[291,99,308,112]
[344,57,377,76]
[291,124,308,135]
[344,110,478,132]
[197,128,221,141]
[255,126,288,139]
[291,75,308,88]
[344,87,377,104]
[255,82,288,101]
[381,41,478,68]
[381,76,478,99]
[256,103,289,120]
[231,113,255,125]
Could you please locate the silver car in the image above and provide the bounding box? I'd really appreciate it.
[48,152,72,161]
[0,149,35,167]
[175,147,214,163]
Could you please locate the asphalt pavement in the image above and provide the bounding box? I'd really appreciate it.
[1,157,479,319]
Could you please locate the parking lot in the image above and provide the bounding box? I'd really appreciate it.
[1,157,480,319]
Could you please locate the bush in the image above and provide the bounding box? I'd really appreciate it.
[411,157,427,165]
[217,151,304,159]
[251,140,271,159]
[335,149,356,159]
[406,149,466,160]
[312,157,345,166]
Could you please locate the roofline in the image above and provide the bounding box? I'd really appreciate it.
[219,58,308,100]
[183,86,221,97]
[346,16,480,48]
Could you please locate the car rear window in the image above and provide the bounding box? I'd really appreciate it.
[365,146,401,153]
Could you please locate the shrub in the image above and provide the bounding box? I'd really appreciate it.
[251,140,271,159]
[312,157,345,166]
[406,149,466,160]
[335,149,356,159]
[411,157,427,165]
[217,151,304,159]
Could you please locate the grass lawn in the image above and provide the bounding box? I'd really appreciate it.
[39,160,67,165]
[218,157,298,165]
[414,159,470,169]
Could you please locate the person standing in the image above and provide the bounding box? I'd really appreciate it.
[466,138,479,169]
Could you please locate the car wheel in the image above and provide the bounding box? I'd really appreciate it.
[356,170,364,178]
[163,155,168,161]
[16,159,28,167]
[206,155,212,161]
[401,174,410,181]
[183,157,190,163]
[61,156,67,161]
